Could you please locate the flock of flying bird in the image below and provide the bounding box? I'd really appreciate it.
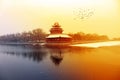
[73,8,95,20]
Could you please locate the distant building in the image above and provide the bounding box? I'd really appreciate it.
[46,22,72,46]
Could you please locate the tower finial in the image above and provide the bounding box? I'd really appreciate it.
[52,22,60,27]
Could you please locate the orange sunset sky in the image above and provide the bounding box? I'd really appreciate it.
[0,0,120,38]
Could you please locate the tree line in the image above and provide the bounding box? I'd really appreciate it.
[0,28,47,43]
[0,28,110,43]
[68,32,109,42]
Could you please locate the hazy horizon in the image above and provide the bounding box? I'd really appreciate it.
[0,0,120,38]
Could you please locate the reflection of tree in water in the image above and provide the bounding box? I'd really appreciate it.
[2,45,95,66]
[22,52,47,62]
[2,45,47,62]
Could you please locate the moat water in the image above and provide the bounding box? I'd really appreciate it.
[0,41,120,80]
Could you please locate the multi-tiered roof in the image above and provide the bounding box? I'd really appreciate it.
[46,22,72,46]
[50,22,63,34]
[47,22,71,38]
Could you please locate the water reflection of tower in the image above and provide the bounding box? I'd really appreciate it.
[49,48,64,66]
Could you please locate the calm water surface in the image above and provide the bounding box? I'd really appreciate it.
[0,41,120,80]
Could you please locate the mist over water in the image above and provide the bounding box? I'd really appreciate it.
[0,41,120,80]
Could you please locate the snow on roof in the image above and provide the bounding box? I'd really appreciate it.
[46,34,71,38]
